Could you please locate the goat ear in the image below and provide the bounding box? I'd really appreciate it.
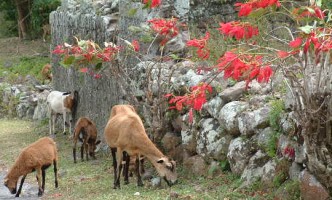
[95,140,101,145]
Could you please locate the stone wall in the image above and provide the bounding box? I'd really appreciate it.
[49,0,122,135]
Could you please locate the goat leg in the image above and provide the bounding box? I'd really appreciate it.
[15,175,26,197]
[80,144,84,162]
[123,152,130,185]
[111,148,118,188]
[36,169,44,197]
[54,160,58,188]
[136,156,144,187]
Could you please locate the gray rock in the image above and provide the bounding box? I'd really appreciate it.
[203,96,224,119]
[220,81,246,102]
[218,101,249,136]
[227,137,253,175]
[238,106,271,137]
[240,150,270,186]
[196,118,232,160]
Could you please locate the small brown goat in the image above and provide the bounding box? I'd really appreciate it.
[104,105,177,189]
[42,24,51,42]
[41,63,52,82]
[73,117,101,163]
[4,137,58,197]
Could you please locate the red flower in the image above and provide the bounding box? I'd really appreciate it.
[277,51,290,58]
[216,51,272,84]
[148,18,179,45]
[219,21,259,40]
[143,0,161,8]
[52,45,66,54]
[289,37,302,48]
[132,40,140,52]
[80,68,89,73]
[235,0,281,17]
[187,32,210,59]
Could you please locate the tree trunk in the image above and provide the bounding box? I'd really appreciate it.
[14,0,31,40]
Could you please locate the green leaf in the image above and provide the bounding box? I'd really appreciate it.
[316,0,322,7]
[95,62,102,70]
[128,8,138,16]
[299,25,313,34]
[169,54,180,60]
[63,56,75,65]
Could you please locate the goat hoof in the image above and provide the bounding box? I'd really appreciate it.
[38,190,43,197]
[15,194,20,197]
[138,182,144,187]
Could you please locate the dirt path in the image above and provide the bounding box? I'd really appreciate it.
[0,171,39,199]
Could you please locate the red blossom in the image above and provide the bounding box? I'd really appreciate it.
[292,6,325,20]
[216,51,272,84]
[143,0,161,8]
[148,18,179,45]
[132,40,140,52]
[80,68,89,73]
[289,37,302,48]
[186,32,210,59]
[235,0,281,17]
[165,82,213,116]
[218,21,259,40]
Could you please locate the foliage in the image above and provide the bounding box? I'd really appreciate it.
[0,0,60,38]
[52,38,120,78]
[0,56,49,83]
[0,1,17,37]
[269,99,285,131]
[30,0,61,36]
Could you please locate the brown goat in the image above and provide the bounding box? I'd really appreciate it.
[41,63,52,82]
[4,137,58,197]
[73,117,101,163]
[104,105,177,189]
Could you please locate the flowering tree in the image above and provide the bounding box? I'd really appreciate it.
[165,0,332,191]
[52,0,332,190]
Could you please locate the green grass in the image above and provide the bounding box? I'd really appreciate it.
[0,119,278,199]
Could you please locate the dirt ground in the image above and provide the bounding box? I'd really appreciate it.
[0,37,50,62]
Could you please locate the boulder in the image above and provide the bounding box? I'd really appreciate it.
[218,101,249,136]
[227,137,254,175]
[196,118,232,160]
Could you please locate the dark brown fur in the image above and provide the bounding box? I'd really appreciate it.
[73,117,101,163]
[4,137,58,197]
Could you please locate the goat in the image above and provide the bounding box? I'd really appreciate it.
[104,104,177,189]
[73,117,101,163]
[3,137,58,197]
[41,63,52,83]
[42,24,51,42]
[47,90,78,136]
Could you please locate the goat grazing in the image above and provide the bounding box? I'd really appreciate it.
[3,137,58,197]
[47,90,78,136]
[41,63,52,83]
[73,117,101,163]
[104,105,177,189]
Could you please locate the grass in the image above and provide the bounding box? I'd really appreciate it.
[0,119,278,200]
